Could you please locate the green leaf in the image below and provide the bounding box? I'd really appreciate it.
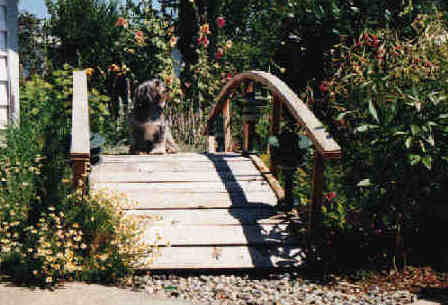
[368,99,379,122]
[350,6,360,13]
[335,111,353,121]
[357,179,371,187]
[410,125,420,136]
[422,156,432,170]
[408,154,421,166]
[355,124,378,133]
[405,137,413,149]
[439,114,448,119]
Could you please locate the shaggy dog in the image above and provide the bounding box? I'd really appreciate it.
[129,79,178,154]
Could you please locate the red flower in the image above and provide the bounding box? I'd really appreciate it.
[197,35,209,48]
[226,72,232,80]
[115,17,128,27]
[319,82,329,92]
[215,48,224,59]
[325,192,336,202]
[216,16,226,28]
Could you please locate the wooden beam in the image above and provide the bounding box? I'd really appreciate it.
[270,94,282,177]
[248,154,285,201]
[223,98,232,152]
[71,71,90,191]
[310,152,326,233]
[208,135,217,153]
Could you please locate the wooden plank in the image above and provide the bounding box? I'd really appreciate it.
[142,224,295,246]
[248,154,285,200]
[93,180,273,194]
[92,160,260,173]
[90,168,264,183]
[101,153,250,163]
[95,190,278,209]
[207,71,342,159]
[149,246,303,269]
[70,71,90,155]
[126,208,284,225]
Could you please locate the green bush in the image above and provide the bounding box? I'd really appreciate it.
[301,13,448,265]
[0,68,161,286]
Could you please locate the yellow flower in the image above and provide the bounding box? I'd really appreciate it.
[200,23,211,34]
[46,276,52,283]
[86,68,94,77]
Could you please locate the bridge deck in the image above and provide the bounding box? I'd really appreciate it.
[90,153,303,269]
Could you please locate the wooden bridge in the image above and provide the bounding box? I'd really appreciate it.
[70,70,341,269]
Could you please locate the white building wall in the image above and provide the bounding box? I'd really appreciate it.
[0,0,18,129]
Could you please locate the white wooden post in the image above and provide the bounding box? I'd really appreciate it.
[0,0,18,130]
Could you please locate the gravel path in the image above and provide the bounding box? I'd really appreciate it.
[134,272,418,305]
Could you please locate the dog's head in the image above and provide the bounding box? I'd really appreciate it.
[134,79,168,109]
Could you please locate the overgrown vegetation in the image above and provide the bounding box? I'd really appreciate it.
[0,68,161,286]
[9,0,448,285]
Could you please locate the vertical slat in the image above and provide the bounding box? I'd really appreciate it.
[270,94,282,177]
[310,152,326,233]
[223,98,232,152]
[243,121,250,153]
[243,82,254,153]
[71,71,90,191]
[207,135,216,153]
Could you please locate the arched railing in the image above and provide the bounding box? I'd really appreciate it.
[204,71,342,231]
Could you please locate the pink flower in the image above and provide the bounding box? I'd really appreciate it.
[216,16,226,28]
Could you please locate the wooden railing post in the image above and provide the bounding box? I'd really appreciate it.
[310,151,326,233]
[207,135,217,153]
[243,82,255,153]
[270,94,282,177]
[70,71,90,193]
[223,98,232,152]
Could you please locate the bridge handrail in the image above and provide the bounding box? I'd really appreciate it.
[70,71,90,191]
[204,70,342,231]
[205,71,341,159]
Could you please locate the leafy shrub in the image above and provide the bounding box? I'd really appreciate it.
[0,68,161,285]
[301,13,448,266]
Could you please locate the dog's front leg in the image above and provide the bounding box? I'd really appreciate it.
[150,124,167,154]
[165,125,178,154]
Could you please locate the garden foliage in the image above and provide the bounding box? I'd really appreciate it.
[0,68,161,285]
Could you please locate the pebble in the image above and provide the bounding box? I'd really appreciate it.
[134,272,417,305]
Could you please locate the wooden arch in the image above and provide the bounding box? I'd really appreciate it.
[205,70,342,230]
